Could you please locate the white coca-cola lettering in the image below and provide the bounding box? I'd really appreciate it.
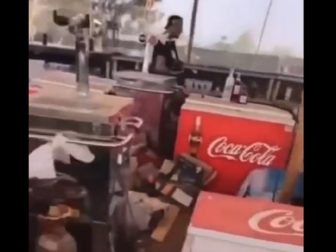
[248,209,303,236]
[207,137,280,166]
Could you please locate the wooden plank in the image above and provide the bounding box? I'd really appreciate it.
[279,91,303,203]
[151,205,180,242]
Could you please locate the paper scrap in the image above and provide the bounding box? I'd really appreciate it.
[160,159,175,175]
[65,143,94,163]
[161,183,175,196]
[52,134,94,163]
[171,189,193,207]
[29,144,56,179]
[171,173,178,181]
[29,134,95,179]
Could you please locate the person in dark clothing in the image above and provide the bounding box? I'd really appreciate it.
[149,15,184,75]
[146,15,187,158]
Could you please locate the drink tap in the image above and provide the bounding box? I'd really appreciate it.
[53,10,91,98]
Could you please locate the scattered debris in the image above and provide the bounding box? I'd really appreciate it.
[151,204,180,242]
[153,153,217,208]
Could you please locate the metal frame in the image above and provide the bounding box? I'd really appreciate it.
[187,0,199,63]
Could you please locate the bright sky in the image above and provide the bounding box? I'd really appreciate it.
[159,0,303,58]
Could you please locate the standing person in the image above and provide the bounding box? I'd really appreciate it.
[149,15,184,75]
[145,15,186,158]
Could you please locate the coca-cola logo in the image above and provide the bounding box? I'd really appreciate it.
[248,209,303,237]
[207,137,280,166]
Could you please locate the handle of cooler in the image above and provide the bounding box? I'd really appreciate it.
[123,116,144,129]
[29,132,134,148]
[29,116,144,147]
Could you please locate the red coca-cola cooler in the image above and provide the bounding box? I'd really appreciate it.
[182,192,303,252]
[174,95,295,195]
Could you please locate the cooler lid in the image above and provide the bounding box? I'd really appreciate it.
[114,71,176,93]
[29,77,133,124]
[189,192,303,251]
[183,95,295,126]
[33,70,116,93]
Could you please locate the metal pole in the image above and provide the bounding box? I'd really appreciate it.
[187,0,199,63]
[279,91,303,203]
[255,0,274,54]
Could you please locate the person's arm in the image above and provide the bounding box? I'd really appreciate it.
[143,42,155,73]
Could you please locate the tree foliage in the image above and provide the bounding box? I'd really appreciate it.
[231,31,256,54]
[271,46,295,57]
[30,0,163,42]
[210,30,256,54]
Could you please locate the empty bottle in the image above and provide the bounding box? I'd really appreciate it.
[222,69,235,102]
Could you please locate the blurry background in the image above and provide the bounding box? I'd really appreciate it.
[29,0,303,103]
[29,0,303,57]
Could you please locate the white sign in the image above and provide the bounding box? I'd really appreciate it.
[248,209,303,236]
[207,137,280,166]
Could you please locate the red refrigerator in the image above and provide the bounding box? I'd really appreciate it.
[174,95,295,195]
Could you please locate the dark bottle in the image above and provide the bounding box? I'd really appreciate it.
[238,84,248,104]
[231,72,242,102]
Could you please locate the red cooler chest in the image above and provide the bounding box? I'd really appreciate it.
[183,192,303,252]
[175,95,295,194]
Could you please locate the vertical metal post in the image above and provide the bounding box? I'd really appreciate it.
[255,0,274,54]
[272,80,281,101]
[266,78,274,100]
[187,0,199,63]
[106,60,111,78]
[112,58,118,79]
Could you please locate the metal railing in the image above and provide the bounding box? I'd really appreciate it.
[29,43,303,105]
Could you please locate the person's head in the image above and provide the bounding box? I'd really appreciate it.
[165,15,183,38]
